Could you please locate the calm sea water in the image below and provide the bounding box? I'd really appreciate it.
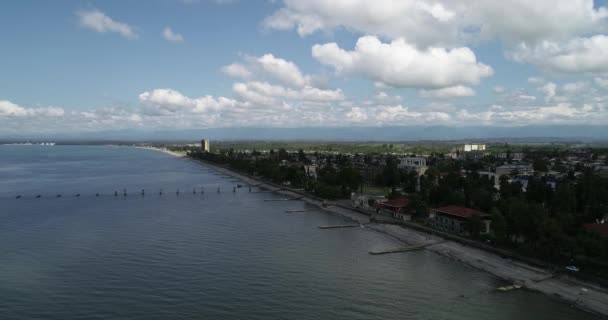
[0,145,601,320]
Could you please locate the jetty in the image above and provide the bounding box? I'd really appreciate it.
[496,284,522,292]
[369,241,445,255]
[319,224,360,229]
[263,198,302,201]
[285,209,317,213]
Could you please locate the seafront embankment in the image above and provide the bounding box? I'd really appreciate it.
[143,147,608,318]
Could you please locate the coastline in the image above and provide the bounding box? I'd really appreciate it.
[134,146,187,158]
[146,147,608,318]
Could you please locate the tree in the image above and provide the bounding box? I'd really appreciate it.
[469,214,483,239]
[533,159,548,173]
[490,208,507,243]
[409,194,428,220]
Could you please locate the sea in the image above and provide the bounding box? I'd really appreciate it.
[0,145,601,320]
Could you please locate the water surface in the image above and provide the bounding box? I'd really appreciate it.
[0,145,600,319]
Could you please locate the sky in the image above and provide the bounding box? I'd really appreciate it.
[2,0,608,135]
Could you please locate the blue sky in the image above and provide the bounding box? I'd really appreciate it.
[1,0,608,134]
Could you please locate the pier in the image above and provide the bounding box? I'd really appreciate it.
[319,224,361,229]
[369,241,445,255]
[264,198,302,202]
[285,209,317,213]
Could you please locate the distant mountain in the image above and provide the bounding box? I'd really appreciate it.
[3,125,608,142]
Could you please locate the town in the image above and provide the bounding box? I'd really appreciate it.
[160,139,608,281]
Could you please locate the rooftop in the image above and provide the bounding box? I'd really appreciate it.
[434,205,486,218]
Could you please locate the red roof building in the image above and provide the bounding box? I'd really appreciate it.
[377,197,409,213]
[433,205,487,218]
[376,197,411,221]
[584,223,608,237]
[430,205,491,235]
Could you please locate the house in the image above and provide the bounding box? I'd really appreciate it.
[429,205,491,235]
[376,197,411,221]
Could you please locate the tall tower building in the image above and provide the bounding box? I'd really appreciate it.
[201,139,210,152]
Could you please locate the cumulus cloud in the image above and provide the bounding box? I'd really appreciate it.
[419,86,475,98]
[221,63,252,79]
[76,9,137,39]
[265,0,608,46]
[162,27,184,42]
[375,105,451,123]
[232,81,344,106]
[0,100,64,117]
[345,107,368,122]
[222,54,311,87]
[509,35,608,73]
[252,54,309,87]
[539,82,557,102]
[0,100,28,116]
[312,36,492,89]
[138,89,241,115]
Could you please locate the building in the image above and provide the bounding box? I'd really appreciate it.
[429,205,491,235]
[376,197,411,221]
[398,157,428,175]
[464,144,486,152]
[497,152,524,161]
[351,193,386,211]
[495,164,534,177]
[200,139,210,152]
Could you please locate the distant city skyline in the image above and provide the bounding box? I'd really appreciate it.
[2,0,608,135]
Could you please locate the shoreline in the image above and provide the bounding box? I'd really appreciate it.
[145,147,608,318]
[134,146,187,158]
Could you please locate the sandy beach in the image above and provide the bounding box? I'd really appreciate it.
[148,147,608,318]
[135,146,187,158]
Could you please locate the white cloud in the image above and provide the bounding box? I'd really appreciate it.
[419,86,475,98]
[252,54,309,87]
[595,77,608,89]
[0,100,29,116]
[138,89,241,115]
[162,27,184,42]
[76,9,137,39]
[221,63,252,79]
[509,35,608,73]
[375,105,451,123]
[539,82,557,102]
[456,103,596,125]
[312,36,492,89]
[346,107,368,122]
[232,81,344,106]
[265,0,608,46]
[561,81,589,93]
[0,100,64,118]
[527,77,545,85]
[223,54,311,87]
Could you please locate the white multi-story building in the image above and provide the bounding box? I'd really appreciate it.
[200,139,210,152]
[398,157,428,175]
[464,144,486,152]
